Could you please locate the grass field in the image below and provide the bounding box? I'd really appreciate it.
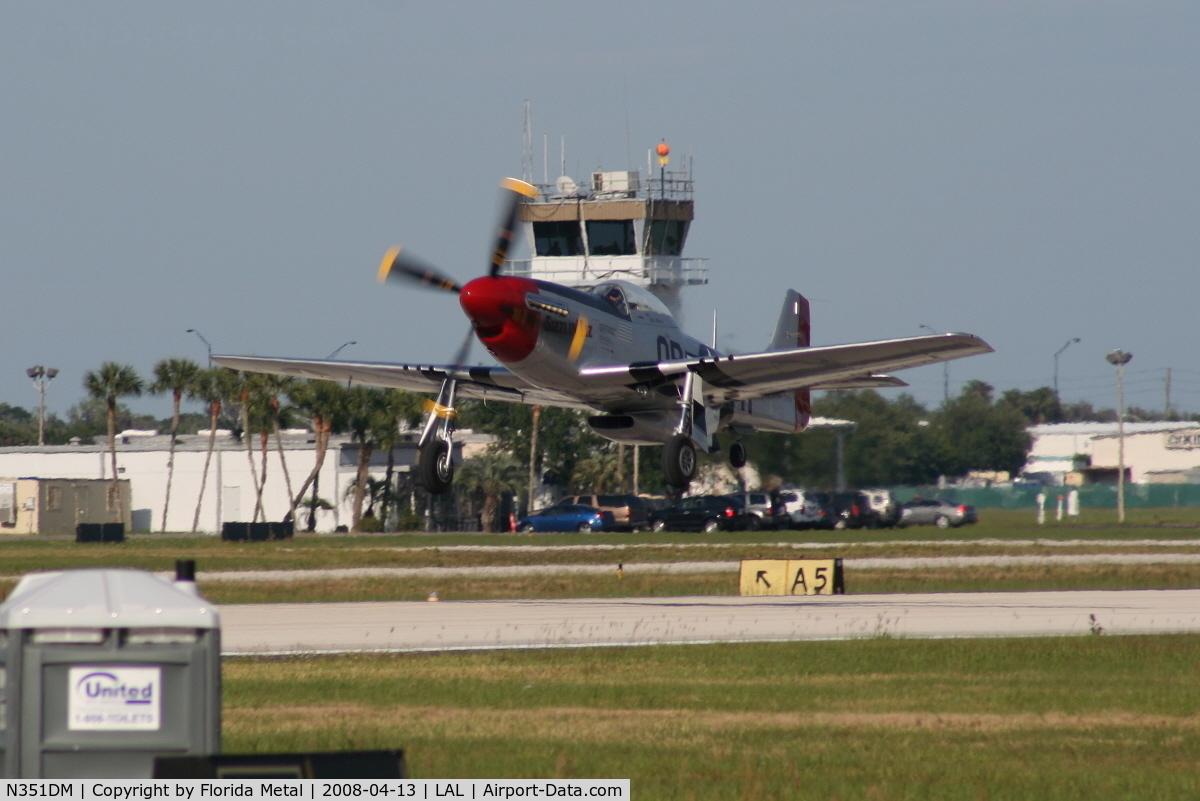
[6,510,1199,794]
[2,508,1199,574]
[2,507,1199,602]
[223,634,1200,799]
[176,562,1200,603]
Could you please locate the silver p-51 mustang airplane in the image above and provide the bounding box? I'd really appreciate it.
[215,178,992,493]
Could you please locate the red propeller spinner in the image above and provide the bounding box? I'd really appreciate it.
[459,275,541,363]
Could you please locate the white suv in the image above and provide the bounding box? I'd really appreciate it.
[859,489,900,527]
[773,489,826,529]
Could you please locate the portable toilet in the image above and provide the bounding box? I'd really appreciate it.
[0,568,220,778]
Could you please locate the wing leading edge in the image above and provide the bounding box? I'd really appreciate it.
[209,355,591,410]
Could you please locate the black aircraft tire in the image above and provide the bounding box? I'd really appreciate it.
[663,434,697,488]
[729,441,747,469]
[419,438,454,494]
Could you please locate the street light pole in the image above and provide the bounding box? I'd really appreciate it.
[919,324,949,402]
[1106,349,1133,524]
[26,365,58,446]
[186,329,213,366]
[1053,338,1081,399]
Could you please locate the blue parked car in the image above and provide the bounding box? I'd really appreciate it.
[517,504,615,533]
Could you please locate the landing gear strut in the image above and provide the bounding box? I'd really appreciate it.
[663,370,706,491]
[418,378,458,494]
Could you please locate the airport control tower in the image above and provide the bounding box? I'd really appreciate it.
[503,142,707,317]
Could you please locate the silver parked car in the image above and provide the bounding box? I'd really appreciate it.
[897,497,978,529]
[731,491,776,530]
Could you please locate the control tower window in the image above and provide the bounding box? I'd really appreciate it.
[586,220,637,256]
[645,220,689,256]
[533,221,584,257]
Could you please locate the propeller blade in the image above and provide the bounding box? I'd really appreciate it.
[450,325,474,372]
[567,314,590,363]
[489,178,538,278]
[377,246,462,293]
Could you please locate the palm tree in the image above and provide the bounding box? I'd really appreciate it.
[571,443,623,494]
[83,362,144,524]
[187,367,238,533]
[232,372,278,523]
[373,390,424,529]
[457,448,524,532]
[260,375,297,510]
[288,380,348,528]
[149,357,201,532]
[345,386,390,531]
[222,371,267,522]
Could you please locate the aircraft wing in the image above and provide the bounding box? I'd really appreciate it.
[210,355,593,411]
[580,333,991,402]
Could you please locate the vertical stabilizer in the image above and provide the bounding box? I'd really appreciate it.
[769,290,811,350]
[767,290,811,431]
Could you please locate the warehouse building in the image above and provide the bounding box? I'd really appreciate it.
[1023,422,1200,486]
[0,429,470,535]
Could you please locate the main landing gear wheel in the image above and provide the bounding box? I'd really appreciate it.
[419,438,454,494]
[729,441,747,469]
[663,434,697,489]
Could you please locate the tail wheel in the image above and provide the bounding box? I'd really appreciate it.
[663,434,697,489]
[418,438,454,494]
[729,441,747,469]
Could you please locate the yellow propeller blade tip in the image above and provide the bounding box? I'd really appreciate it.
[501,177,538,198]
[377,247,401,283]
[568,315,589,362]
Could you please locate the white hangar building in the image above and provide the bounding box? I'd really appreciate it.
[1023,422,1200,486]
[0,429,472,535]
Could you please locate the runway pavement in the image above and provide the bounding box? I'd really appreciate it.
[219,588,1200,655]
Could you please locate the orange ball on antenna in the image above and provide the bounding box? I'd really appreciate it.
[656,141,670,157]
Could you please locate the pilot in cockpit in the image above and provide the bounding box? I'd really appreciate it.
[602,285,629,317]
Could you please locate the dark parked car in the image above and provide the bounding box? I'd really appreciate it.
[897,498,979,529]
[649,495,749,532]
[557,494,650,531]
[830,491,881,529]
[517,505,616,533]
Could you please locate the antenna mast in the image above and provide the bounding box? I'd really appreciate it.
[521,101,533,183]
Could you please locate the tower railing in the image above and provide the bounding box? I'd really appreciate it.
[530,174,694,202]
[504,256,708,287]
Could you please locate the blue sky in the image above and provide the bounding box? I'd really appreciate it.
[2,1,1198,419]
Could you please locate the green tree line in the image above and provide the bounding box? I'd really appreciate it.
[6,358,1195,527]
